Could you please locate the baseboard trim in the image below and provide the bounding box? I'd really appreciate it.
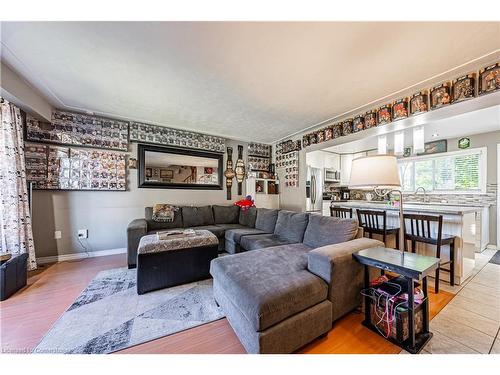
[37,248,126,265]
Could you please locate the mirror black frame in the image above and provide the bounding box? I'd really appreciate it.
[138,144,224,190]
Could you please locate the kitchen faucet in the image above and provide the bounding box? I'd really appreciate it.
[415,186,429,203]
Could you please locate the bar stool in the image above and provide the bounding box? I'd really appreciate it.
[403,213,456,293]
[330,206,353,218]
[356,209,400,249]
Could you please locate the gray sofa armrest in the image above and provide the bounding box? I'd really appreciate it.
[307,237,383,321]
[127,218,148,268]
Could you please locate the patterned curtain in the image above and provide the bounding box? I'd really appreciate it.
[0,98,37,270]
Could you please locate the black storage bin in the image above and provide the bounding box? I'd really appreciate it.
[369,277,424,343]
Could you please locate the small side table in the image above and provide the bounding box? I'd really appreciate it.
[353,247,440,354]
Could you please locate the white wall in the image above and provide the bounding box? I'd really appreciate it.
[0,62,53,120]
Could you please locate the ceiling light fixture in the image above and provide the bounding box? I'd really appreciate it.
[413,126,425,153]
[394,131,405,155]
[378,135,387,154]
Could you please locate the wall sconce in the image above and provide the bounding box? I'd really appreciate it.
[378,135,387,154]
[394,131,405,155]
[413,126,425,153]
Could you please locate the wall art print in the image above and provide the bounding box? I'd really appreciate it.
[26,111,129,151]
[25,143,126,191]
[129,122,225,153]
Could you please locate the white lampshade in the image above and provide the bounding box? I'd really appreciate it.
[349,155,401,190]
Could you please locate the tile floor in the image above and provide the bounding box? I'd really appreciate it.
[403,249,500,354]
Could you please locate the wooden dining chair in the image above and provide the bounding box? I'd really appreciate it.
[356,209,400,249]
[330,206,353,219]
[403,213,456,293]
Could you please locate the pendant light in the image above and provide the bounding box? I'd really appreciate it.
[378,135,387,154]
[413,126,425,153]
[394,131,405,155]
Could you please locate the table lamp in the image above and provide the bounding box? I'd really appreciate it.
[349,155,405,254]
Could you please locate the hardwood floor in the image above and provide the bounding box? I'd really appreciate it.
[0,254,453,354]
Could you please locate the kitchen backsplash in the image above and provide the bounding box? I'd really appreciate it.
[403,183,497,206]
[349,183,497,206]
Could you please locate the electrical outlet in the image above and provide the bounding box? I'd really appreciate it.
[54,230,62,239]
[78,229,88,239]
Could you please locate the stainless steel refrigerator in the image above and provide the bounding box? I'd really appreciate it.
[306,166,323,213]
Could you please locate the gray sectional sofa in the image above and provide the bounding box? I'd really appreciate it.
[211,213,383,354]
[127,205,259,268]
[127,205,382,353]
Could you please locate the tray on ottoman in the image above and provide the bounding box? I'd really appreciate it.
[136,230,219,294]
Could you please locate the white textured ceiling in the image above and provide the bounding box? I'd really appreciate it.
[1,22,499,143]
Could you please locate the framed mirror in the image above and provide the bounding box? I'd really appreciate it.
[138,144,223,190]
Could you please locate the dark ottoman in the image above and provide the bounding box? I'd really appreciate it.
[136,230,219,294]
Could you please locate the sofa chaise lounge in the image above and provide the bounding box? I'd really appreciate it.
[210,212,383,354]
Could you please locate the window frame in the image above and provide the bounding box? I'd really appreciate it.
[398,147,487,195]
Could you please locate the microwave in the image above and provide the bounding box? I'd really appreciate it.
[324,168,340,182]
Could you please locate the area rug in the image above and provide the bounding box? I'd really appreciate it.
[488,250,500,265]
[33,267,224,354]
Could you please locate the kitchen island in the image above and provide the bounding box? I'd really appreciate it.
[330,201,490,285]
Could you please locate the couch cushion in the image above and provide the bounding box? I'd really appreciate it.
[274,211,309,243]
[238,207,257,228]
[145,207,183,231]
[210,243,325,331]
[188,225,225,238]
[216,223,246,231]
[213,205,240,224]
[182,206,215,227]
[254,208,279,232]
[303,215,358,249]
[225,227,269,243]
[240,234,294,251]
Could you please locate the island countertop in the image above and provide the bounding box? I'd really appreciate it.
[333,201,484,215]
